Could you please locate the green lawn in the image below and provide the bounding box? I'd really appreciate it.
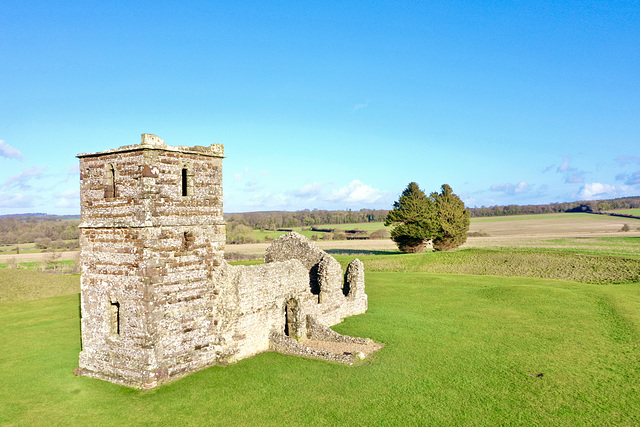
[0,268,80,303]
[1,263,639,424]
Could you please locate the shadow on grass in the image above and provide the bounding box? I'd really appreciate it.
[325,249,399,256]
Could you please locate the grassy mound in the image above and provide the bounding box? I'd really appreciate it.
[1,271,639,424]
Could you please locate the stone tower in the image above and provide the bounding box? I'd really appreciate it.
[75,134,225,388]
[75,134,369,390]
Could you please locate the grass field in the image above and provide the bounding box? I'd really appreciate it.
[1,266,639,425]
[2,212,640,424]
[607,208,640,216]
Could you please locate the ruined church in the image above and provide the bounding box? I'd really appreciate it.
[74,134,369,389]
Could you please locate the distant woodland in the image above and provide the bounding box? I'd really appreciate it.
[1,196,639,246]
[0,215,80,247]
[469,196,640,217]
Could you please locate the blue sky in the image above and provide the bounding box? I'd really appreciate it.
[1,1,639,214]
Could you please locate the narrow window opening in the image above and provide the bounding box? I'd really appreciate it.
[105,165,116,199]
[111,166,116,198]
[110,301,120,335]
[182,168,188,196]
[343,271,351,297]
[284,299,298,337]
[284,306,290,336]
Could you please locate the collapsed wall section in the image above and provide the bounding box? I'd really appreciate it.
[264,232,368,326]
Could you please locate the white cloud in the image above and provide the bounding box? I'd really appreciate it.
[293,182,324,198]
[0,140,23,161]
[577,182,634,199]
[490,181,530,195]
[327,180,383,204]
[225,178,387,212]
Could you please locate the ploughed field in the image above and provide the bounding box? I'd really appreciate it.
[1,212,640,424]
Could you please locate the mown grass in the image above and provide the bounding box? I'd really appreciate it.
[0,268,80,303]
[537,236,640,258]
[361,248,640,284]
[1,271,639,425]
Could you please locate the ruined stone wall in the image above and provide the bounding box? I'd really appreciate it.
[76,135,369,390]
[219,260,311,360]
[264,232,368,327]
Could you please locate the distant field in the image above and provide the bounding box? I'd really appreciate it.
[467,212,640,237]
[252,221,387,241]
[607,208,640,216]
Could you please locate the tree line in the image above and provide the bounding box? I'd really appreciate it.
[225,209,390,230]
[0,216,80,246]
[470,196,640,217]
[0,195,638,246]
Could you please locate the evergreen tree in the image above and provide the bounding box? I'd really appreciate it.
[430,184,470,251]
[384,182,437,253]
[385,182,469,253]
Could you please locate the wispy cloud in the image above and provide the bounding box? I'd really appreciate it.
[618,171,640,186]
[565,172,585,184]
[54,188,80,208]
[5,166,47,190]
[490,181,530,195]
[0,192,33,208]
[351,101,370,113]
[615,155,640,166]
[557,157,571,172]
[551,156,588,184]
[0,140,23,161]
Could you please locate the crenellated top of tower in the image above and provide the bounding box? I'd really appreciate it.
[77,133,224,159]
[77,133,225,228]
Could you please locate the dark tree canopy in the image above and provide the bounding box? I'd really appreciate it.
[384,182,436,253]
[385,182,469,253]
[430,184,470,251]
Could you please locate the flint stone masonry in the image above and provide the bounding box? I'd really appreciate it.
[75,134,369,389]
